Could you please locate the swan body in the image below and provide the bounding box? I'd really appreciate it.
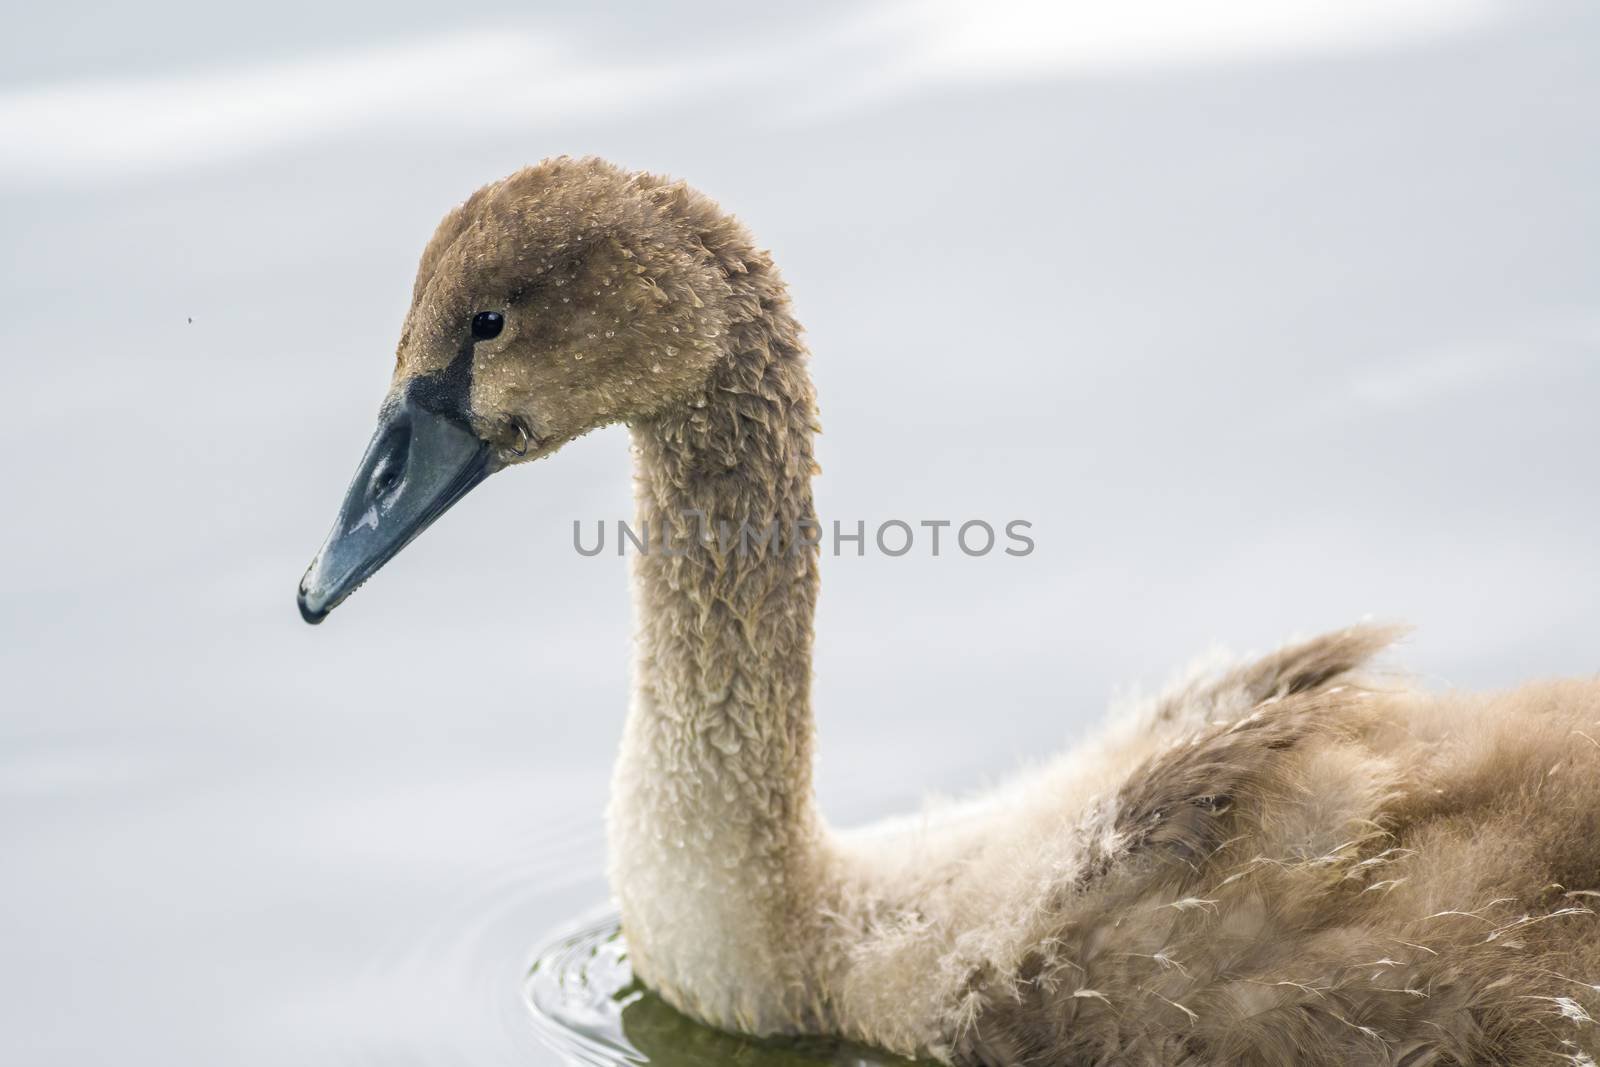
[299,157,1600,1065]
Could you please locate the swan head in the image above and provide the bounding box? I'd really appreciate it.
[298,157,741,623]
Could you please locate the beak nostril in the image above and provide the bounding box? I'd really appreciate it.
[369,429,411,501]
[369,466,394,500]
[299,394,490,624]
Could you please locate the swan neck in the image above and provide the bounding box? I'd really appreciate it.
[607,286,828,1030]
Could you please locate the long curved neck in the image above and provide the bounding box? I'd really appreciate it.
[607,278,829,1032]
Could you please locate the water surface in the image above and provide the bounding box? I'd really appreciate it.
[3,5,1598,1065]
[527,911,923,1067]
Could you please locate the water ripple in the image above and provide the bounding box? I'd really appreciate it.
[525,909,921,1067]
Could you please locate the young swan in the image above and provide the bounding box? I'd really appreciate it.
[300,156,1600,1066]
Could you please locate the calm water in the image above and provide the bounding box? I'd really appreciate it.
[4,4,1599,1064]
[527,911,921,1067]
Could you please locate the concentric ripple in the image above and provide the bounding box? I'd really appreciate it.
[525,908,921,1067]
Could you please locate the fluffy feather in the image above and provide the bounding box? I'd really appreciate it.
[384,158,1600,1066]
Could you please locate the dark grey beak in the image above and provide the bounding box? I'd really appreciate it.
[297,392,491,624]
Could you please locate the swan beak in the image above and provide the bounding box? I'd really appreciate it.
[297,393,491,624]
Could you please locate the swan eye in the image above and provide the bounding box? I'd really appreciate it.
[471,311,505,340]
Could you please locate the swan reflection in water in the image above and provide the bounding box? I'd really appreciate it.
[528,911,924,1067]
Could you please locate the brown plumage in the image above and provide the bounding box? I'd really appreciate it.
[302,157,1600,1066]
[953,633,1600,1066]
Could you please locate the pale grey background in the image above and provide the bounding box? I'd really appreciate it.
[1,1,1597,1063]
